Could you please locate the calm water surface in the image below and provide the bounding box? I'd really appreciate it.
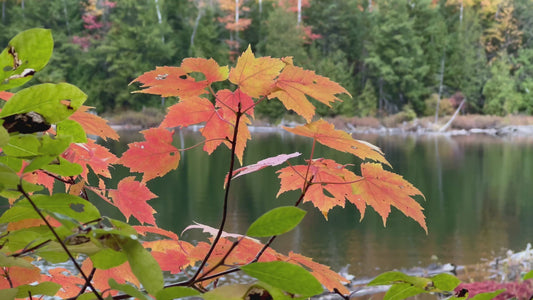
[101,130,533,279]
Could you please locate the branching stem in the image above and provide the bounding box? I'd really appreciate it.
[17,185,103,300]
[186,107,243,285]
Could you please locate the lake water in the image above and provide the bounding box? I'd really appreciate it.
[101,129,533,280]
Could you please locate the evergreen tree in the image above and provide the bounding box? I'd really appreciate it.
[84,0,177,111]
[482,55,522,115]
[364,0,431,114]
[357,80,378,117]
[444,6,488,111]
[512,48,533,114]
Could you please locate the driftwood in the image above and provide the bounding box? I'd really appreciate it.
[439,99,466,132]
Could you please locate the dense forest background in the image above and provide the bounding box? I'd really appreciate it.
[1,0,533,120]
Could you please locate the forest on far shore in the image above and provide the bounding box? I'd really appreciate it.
[1,0,533,121]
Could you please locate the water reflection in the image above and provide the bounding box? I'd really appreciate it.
[100,131,533,279]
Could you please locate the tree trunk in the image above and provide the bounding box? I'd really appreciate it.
[154,0,164,43]
[297,0,302,25]
[435,51,446,123]
[2,0,5,24]
[62,0,71,36]
[190,7,203,49]
[460,0,463,25]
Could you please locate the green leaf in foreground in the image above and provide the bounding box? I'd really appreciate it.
[120,237,164,296]
[0,253,34,268]
[523,270,533,280]
[0,83,87,124]
[368,271,432,289]
[384,282,426,300]
[240,261,323,296]
[156,286,201,300]
[247,206,306,237]
[0,28,53,91]
[15,282,61,298]
[109,278,149,300]
[432,273,461,291]
[0,288,17,300]
[469,289,506,300]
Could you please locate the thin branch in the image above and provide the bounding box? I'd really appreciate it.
[75,267,97,297]
[17,185,104,300]
[10,239,51,257]
[186,107,244,285]
[197,239,241,280]
[40,170,75,184]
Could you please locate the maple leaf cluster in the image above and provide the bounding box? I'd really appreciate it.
[128,45,427,230]
[0,43,427,299]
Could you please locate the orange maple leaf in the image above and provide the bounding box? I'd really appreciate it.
[277,158,360,219]
[131,58,228,98]
[181,57,229,84]
[119,127,180,182]
[134,225,180,240]
[0,91,13,101]
[269,65,350,122]
[286,251,350,295]
[108,177,158,225]
[186,224,349,293]
[284,119,389,165]
[143,239,194,274]
[81,259,140,296]
[0,264,41,289]
[69,106,119,141]
[229,45,285,98]
[351,163,427,233]
[22,170,55,195]
[42,267,86,298]
[62,139,119,180]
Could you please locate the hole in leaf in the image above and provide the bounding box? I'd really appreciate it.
[2,111,51,133]
[322,188,334,198]
[245,287,272,300]
[179,74,187,79]
[61,99,73,110]
[187,72,206,81]
[70,203,85,213]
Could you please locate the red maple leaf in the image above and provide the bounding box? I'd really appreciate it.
[108,177,158,225]
[69,106,119,141]
[62,139,119,180]
[119,127,180,182]
[160,89,253,163]
[131,58,228,98]
[351,163,427,233]
[284,119,389,165]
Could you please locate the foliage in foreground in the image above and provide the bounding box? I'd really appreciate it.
[0,29,439,299]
